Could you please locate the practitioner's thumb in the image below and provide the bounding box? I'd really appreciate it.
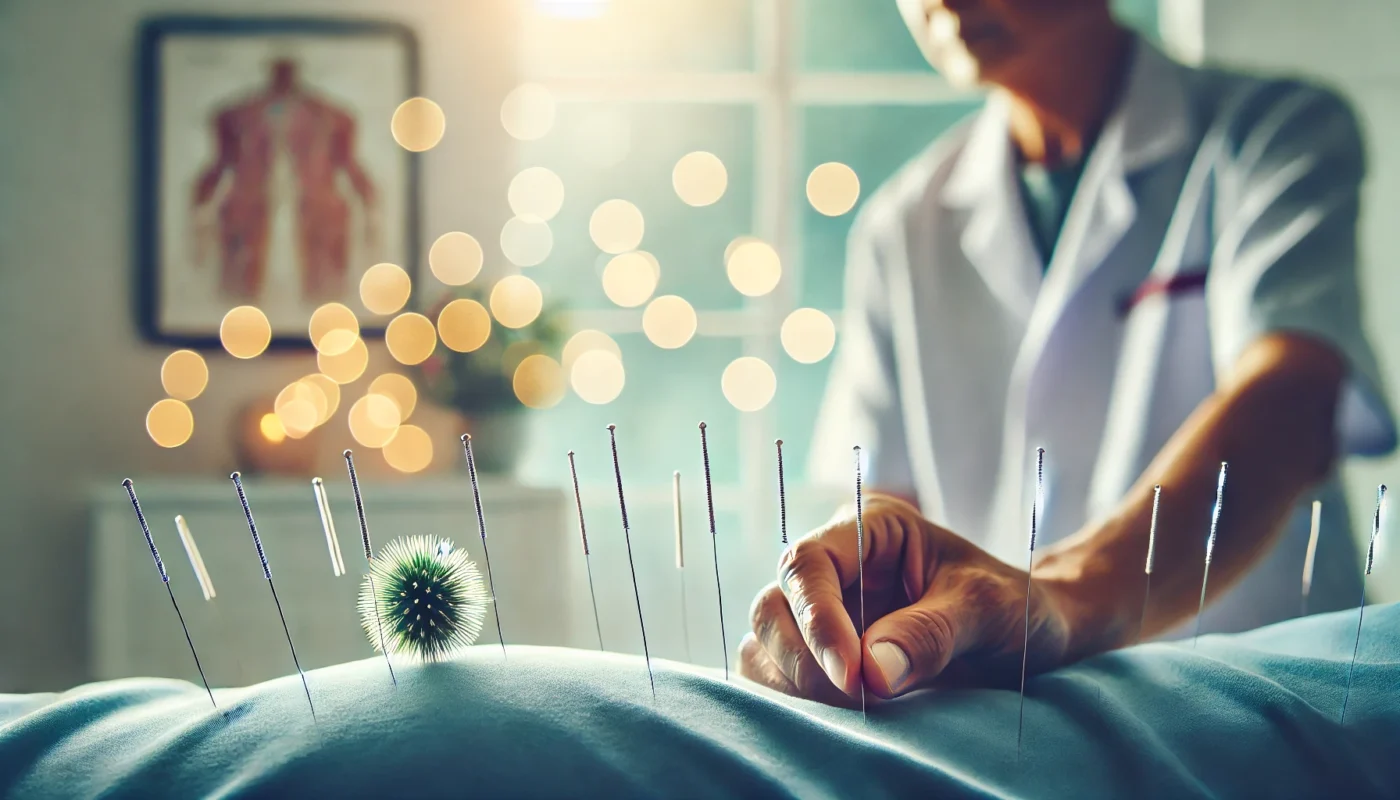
[860,596,965,698]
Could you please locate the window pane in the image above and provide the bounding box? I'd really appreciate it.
[800,0,931,73]
[799,101,983,309]
[774,352,834,481]
[1114,0,1160,40]
[518,103,755,312]
[523,0,754,74]
[517,333,744,488]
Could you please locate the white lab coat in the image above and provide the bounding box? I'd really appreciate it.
[811,37,1396,635]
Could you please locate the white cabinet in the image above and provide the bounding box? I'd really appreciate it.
[90,477,580,687]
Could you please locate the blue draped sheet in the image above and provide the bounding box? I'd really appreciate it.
[2,604,1397,798]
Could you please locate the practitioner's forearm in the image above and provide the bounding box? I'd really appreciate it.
[1034,333,1345,657]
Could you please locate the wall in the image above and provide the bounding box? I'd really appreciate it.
[1163,0,1400,601]
[0,0,518,691]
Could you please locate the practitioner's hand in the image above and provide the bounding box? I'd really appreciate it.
[739,495,1093,705]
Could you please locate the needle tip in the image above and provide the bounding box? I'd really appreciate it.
[121,478,133,488]
[607,423,617,432]
[461,433,472,444]
[312,477,323,486]
[775,439,783,447]
[698,421,707,430]
[673,470,680,478]
[852,445,861,453]
[229,471,240,481]
[567,450,575,457]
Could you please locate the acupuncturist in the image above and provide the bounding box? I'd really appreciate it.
[740,0,1396,704]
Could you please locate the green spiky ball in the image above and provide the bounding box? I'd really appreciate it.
[359,535,491,663]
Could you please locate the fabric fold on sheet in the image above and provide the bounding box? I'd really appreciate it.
[2,604,1397,799]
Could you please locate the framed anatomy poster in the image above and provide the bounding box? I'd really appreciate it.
[136,15,420,347]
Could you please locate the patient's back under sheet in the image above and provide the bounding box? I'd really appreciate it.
[2,604,1397,798]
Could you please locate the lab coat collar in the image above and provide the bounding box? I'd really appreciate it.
[940,35,1192,205]
[934,35,1192,322]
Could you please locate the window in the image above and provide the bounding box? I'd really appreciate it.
[507,0,1159,652]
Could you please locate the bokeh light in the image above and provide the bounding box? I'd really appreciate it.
[259,412,286,444]
[781,308,837,364]
[806,162,861,216]
[428,232,483,286]
[572,109,631,168]
[348,393,402,449]
[589,199,645,254]
[146,398,194,448]
[601,252,658,308]
[161,350,208,401]
[276,401,318,440]
[501,83,557,141]
[301,373,342,425]
[724,235,760,263]
[359,263,412,316]
[220,306,271,359]
[437,298,492,352]
[722,357,777,412]
[369,373,418,421]
[500,215,554,267]
[508,167,566,221]
[489,275,543,329]
[274,380,326,439]
[562,329,621,372]
[570,349,625,404]
[385,312,437,366]
[726,239,782,297]
[636,250,661,281]
[672,151,728,207]
[513,354,566,409]
[642,295,698,349]
[391,97,446,152]
[309,303,360,354]
[383,424,434,473]
[316,329,358,358]
[317,336,369,384]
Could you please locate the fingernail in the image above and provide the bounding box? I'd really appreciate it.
[821,649,846,688]
[872,641,910,691]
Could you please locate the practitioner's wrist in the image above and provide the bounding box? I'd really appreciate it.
[1034,540,1139,661]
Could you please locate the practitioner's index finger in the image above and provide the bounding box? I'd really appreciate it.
[776,522,862,694]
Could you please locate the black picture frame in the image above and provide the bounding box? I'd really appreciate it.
[135,15,421,350]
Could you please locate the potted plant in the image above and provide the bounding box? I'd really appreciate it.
[416,287,566,475]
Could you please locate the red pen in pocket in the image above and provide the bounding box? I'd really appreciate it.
[1117,269,1209,318]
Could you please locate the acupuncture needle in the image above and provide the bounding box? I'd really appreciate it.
[344,450,397,686]
[1137,485,1161,642]
[1016,447,1044,759]
[1192,462,1228,647]
[1341,485,1385,724]
[462,434,507,660]
[674,470,692,663]
[311,477,346,577]
[231,471,315,722]
[122,480,218,713]
[1301,500,1322,617]
[609,424,655,699]
[853,446,868,725]
[699,422,729,681]
[568,450,605,651]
